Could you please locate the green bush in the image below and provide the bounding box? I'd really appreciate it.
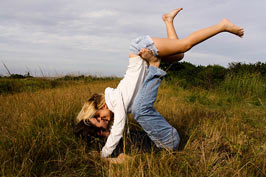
[162,61,266,92]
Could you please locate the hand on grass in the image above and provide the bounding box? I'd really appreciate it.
[104,153,131,164]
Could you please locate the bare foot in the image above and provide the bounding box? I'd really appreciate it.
[220,18,244,38]
[162,8,183,23]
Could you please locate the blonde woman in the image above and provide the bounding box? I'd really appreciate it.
[76,8,244,158]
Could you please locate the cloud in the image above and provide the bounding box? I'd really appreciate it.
[80,9,118,18]
[0,0,265,76]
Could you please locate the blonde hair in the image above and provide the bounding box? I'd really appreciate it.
[76,93,105,124]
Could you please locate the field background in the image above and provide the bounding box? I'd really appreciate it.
[0,62,265,176]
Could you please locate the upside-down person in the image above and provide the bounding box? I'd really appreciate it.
[75,8,244,160]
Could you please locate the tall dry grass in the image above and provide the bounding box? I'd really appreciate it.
[222,72,265,98]
[0,78,265,176]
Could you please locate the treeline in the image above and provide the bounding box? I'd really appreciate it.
[1,62,265,96]
[0,75,117,94]
[160,61,266,98]
[161,61,266,87]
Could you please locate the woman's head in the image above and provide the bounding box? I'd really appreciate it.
[76,93,113,129]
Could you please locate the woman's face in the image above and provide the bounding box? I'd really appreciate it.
[89,105,111,129]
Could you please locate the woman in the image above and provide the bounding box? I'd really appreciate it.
[76,8,244,158]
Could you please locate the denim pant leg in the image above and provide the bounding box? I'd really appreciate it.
[132,66,180,150]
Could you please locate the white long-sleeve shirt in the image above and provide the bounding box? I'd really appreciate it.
[101,56,148,157]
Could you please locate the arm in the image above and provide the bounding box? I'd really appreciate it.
[101,98,126,158]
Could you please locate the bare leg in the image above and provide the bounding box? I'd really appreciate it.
[163,8,182,39]
[129,8,184,59]
[152,19,244,57]
[161,8,185,62]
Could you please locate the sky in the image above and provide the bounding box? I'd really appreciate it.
[0,0,265,77]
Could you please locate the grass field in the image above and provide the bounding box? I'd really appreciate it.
[0,74,265,176]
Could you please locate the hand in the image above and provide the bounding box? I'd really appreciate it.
[138,48,155,60]
[138,48,160,67]
[104,153,131,164]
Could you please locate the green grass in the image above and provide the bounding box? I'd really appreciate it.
[222,72,266,98]
[0,74,265,176]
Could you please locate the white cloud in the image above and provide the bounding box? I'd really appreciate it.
[80,9,118,18]
[0,0,266,76]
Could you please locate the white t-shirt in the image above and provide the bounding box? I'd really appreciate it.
[101,56,148,157]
